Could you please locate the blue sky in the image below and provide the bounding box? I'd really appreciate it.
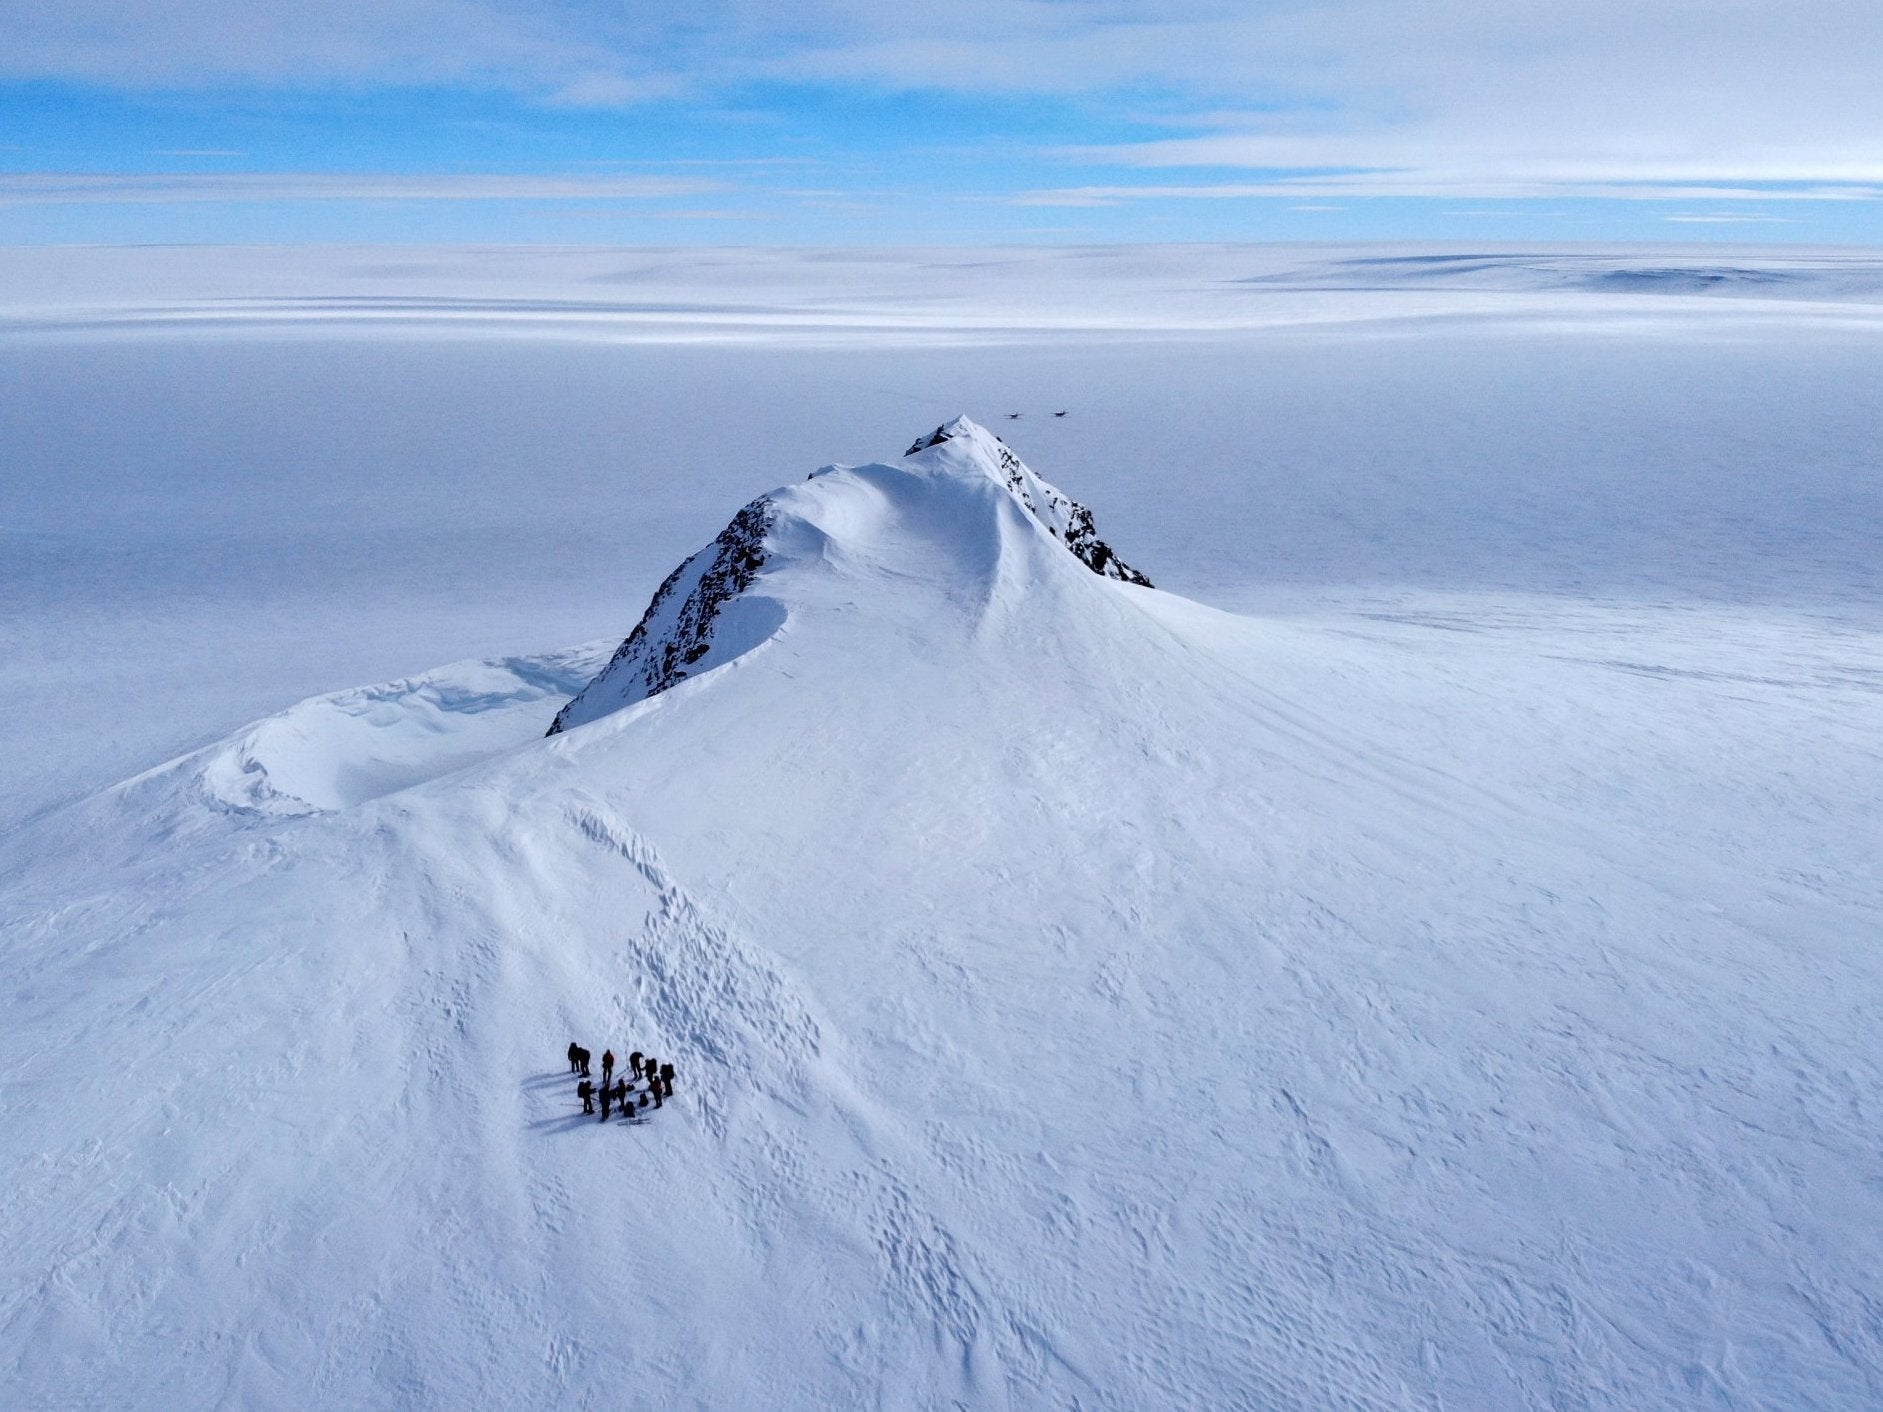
[3,1,1880,244]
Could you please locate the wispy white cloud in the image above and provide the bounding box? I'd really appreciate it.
[1664,214,1798,224]
[0,0,667,97]
[1020,1,1883,197]
[0,173,727,206]
[801,2,1883,201]
[1015,180,1883,206]
[1064,134,1883,191]
[542,207,780,221]
[2,0,1880,206]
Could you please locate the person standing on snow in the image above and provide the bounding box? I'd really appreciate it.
[599,1080,612,1122]
[613,1077,630,1117]
[629,1050,644,1080]
[602,1049,615,1084]
[658,1061,675,1097]
[567,1041,582,1074]
[577,1078,595,1115]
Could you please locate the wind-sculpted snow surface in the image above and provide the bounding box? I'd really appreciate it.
[906,419,1152,585]
[550,416,1150,734]
[123,644,613,816]
[7,245,1883,341]
[3,418,1883,1411]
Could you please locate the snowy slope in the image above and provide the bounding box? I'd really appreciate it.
[548,418,1148,734]
[3,420,1882,1410]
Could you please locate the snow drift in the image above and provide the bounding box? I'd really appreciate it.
[3,417,1881,1410]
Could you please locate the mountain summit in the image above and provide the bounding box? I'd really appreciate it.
[547,416,1150,735]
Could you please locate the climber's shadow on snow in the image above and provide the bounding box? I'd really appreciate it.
[523,1070,599,1133]
[522,1072,648,1133]
[527,1108,646,1134]
[528,1112,594,1134]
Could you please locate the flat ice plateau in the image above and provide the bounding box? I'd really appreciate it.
[2,245,1881,1410]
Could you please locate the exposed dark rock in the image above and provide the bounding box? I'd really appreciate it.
[546,497,775,736]
[905,424,952,456]
[1062,502,1152,586]
[990,440,1152,588]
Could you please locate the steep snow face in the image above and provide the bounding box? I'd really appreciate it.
[905,417,1152,584]
[548,416,1150,733]
[546,499,776,735]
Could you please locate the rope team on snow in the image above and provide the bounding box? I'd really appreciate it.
[568,1041,675,1122]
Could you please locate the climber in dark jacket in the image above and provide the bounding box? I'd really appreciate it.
[659,1061,675,1097]
[629,1050,644,1080]
[577,1079,594,1114]
[602,1049,615,1084]
[613,1077,630,1117]
[567,1041,582,1074]
[599,1080,612,1121]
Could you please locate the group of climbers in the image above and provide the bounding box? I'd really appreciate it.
[568,1041,676,1122]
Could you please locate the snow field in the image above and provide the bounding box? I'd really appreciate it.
[4,416,1881,1408]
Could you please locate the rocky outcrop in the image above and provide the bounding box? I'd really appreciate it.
[1059,501,1150,585]
[546,497,774,736]
[904,424,955,456]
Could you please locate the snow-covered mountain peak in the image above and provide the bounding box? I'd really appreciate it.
[547,417,1150,735]
[901,412,1004,459]
[903,416,1153,586]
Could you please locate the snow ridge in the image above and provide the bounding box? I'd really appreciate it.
[907,419,1152,585]
[547,496,774,735]
[549,416,1151,737]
